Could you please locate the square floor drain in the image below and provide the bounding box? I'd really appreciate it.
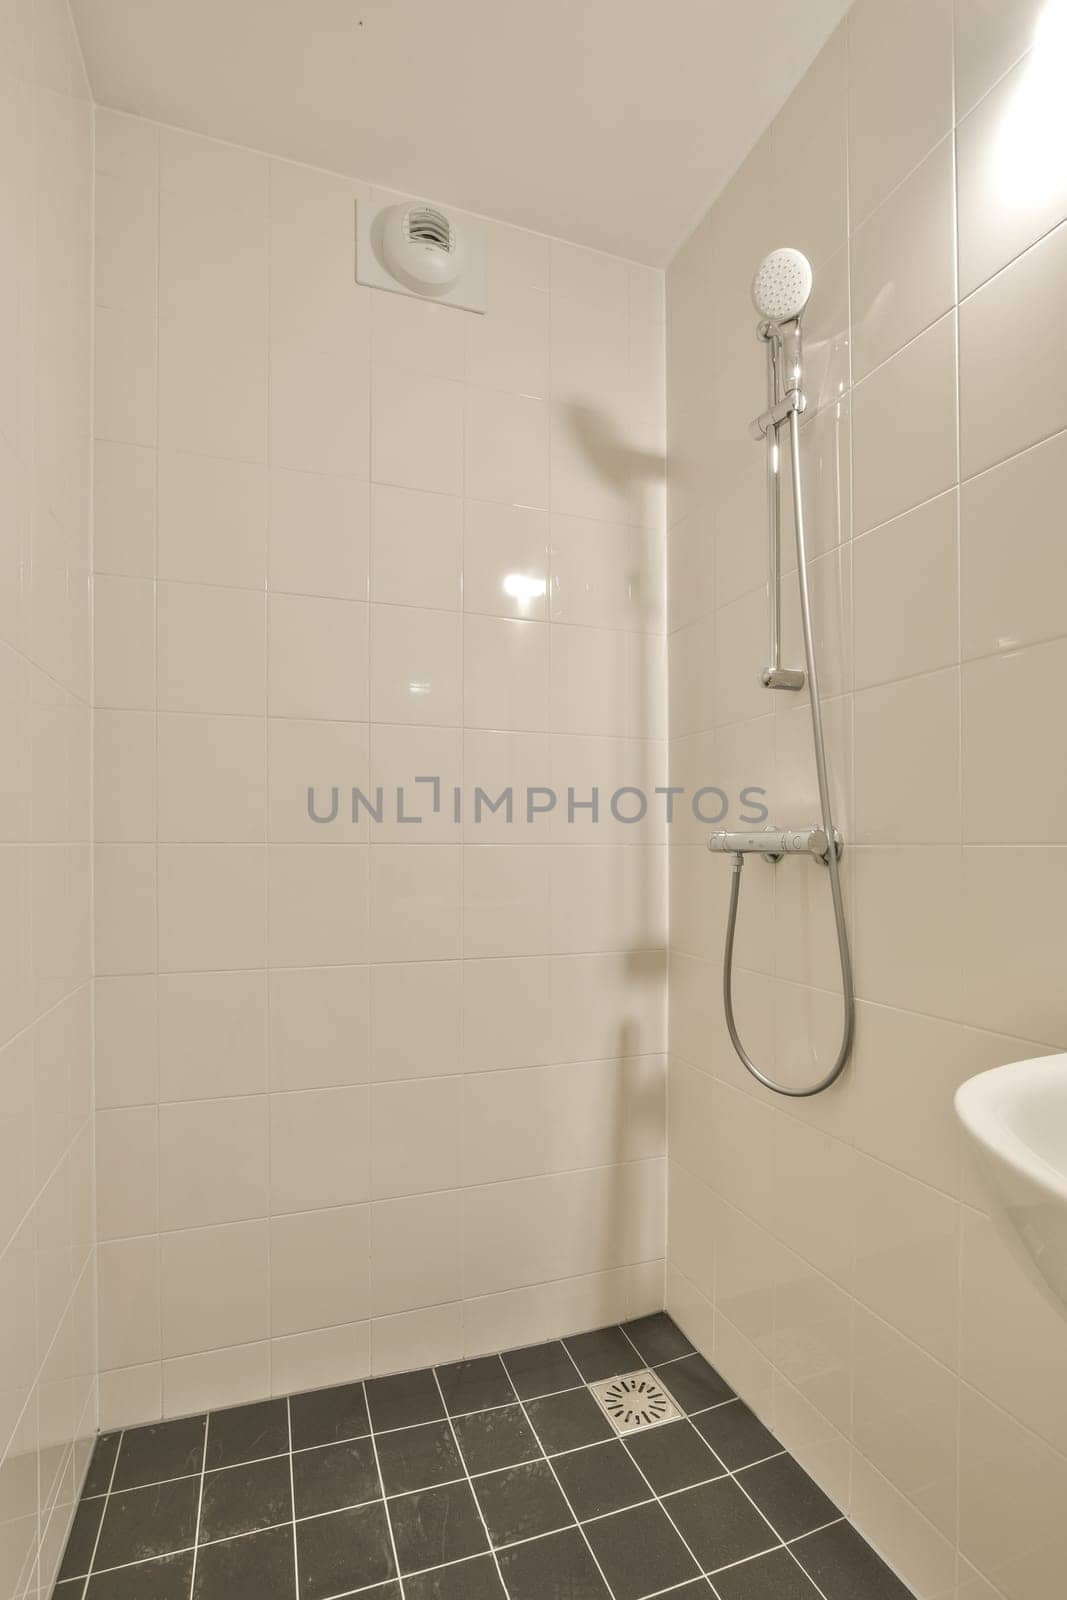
[589,1369,683,1436]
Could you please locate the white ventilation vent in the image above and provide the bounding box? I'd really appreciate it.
[405,206,452,251]
[356,198,486,313]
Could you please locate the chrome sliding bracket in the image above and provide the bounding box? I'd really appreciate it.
[749,388,806,443]
[761,665,805,691]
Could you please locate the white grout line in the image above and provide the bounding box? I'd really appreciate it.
[428,1366,511,1600]
[363,1385,407,1600]
[72,1324,869,1600]
[186,1413,210,1600]
[498,1360,623,1600]
[286,1398,301,1600]
[613,1321,820,1600]
[73,1431,124,1598]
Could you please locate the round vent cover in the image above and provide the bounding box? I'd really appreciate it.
[382,202,463,294]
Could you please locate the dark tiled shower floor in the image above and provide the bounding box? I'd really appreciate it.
[54,1315,913,1600]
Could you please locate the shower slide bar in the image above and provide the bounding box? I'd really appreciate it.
[707,247,855,1100]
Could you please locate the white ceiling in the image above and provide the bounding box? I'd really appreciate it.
[69,0,852,265]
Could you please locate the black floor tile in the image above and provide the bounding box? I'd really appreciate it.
[292,1436,380,1518]
[500,1340,582,1400]
[365,1368,445,1432]
[199,1455,293,1542]
[436,1355,515,1414]
[112,1416,206,1489]
[621,1313,695,1366]
[583,1500,701,1600]
[625,1419,726,1496]
[552,1440,650,1520]
[206,1399,289,1469]
[525,1388,614,1454]
[452,1404,540,1475]
[83,1432,121,1496]
[791,1520,914,1600]
[712,1546,826,1600]
[564,1326,640,1382]
[497,1526,611,1600]
[665,1477,778,1574]
[56,1493,105,1579]
[389,1478,489,1572]
[375,1419,463,1495]
[94,1477,201,1569]
[737,1455,839,1542]
[59,1323,918,1600]
[474,1459,573,1546]
[404,1553,505,1598]
[296,1502,396,1598]
[691,1400,780,1470]
[655,1354,734,1415]
[289,1382,369,1451]
[194,1524,296,1600]
[85,1550,195,1599]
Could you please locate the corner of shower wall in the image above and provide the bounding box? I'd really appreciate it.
[0,1,98,1596]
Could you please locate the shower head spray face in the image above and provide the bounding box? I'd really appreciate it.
[752,248,814,323]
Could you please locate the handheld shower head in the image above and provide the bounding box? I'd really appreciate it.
[752,248,813,324]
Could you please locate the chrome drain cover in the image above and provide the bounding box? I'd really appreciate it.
[589,1369,683,1435]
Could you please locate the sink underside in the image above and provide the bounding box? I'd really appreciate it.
[956,1054,1067,1311]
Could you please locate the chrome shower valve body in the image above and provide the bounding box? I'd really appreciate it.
[707,826,842,863]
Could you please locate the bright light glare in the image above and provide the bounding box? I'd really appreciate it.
[994,0,1067,207]
[502,572,547,604]
[1035,0,1067,55]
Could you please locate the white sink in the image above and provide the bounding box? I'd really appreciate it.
[956,1054,1067,1310]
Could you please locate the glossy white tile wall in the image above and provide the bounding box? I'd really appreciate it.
[91,110,668,1428]
[666,3,1067,1598]
[0,1,96,1595]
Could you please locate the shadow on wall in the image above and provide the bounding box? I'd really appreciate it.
[560,399,667,530]
[558,397,669,1294]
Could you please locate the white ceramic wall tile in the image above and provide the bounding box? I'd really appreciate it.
[158,451,268,589]
[848,0,954,225]
[852,490,958,688]
[158,970,268,1101]
[160,1221,271,1359]
[157,582,266,716]
[960,429,1067,661]
[851,136,957,380]
[158,1097,269,1229]
[270,1206,370,1338]
[959,220,1067,480]
[93,441,156,578]
[852,312,958,534]
[90,115,668,1432]
[370,485,463,611]
[157,845,266,972]
[667,20,1067,1592]
[269,965,369,1091]
[269,470,369,601]
[371,367,464,496]
[269,1087,370,1213]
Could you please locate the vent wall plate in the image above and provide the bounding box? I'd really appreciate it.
[589,1370,683,1436]
[356,197,487,313]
